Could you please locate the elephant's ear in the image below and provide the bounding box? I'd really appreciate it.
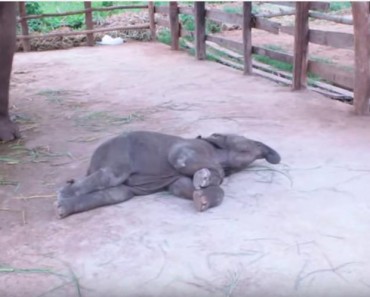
[203,133,227,149]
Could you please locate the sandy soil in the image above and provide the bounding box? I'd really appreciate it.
[1,42,370,297]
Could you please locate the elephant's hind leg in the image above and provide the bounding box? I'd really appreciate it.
[168,177,195,200]
[168,177,224,212]
[193,186,224,212]
[59,167,129,198]
[56,184,135,218]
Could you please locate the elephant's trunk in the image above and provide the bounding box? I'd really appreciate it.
[256,141,281,164]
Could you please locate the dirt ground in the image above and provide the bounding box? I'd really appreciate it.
[1,42,370,297]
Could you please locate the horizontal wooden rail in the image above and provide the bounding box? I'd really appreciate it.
[206,34,243,53]
[252,46,293,64]
[155,6,169,14]
[206,9,280,34]
[16,24,150,40]
[19,5,148,21]
[183,36,353,99]
[308,61,353,90]
[281,26,354,49]
[205,34,353,90]
[308,11,353,25]
[264,2,330,11]
[157,5,279,35]
[156,17,170,28]
[179,6,194,15]
[257,10,295,18]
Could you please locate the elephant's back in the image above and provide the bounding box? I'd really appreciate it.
[126,131,182,175]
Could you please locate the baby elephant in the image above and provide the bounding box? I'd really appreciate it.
[56,131,281,218]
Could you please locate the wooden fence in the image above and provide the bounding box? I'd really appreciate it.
[153,1,370,115]
[16,1,370,115]
[16,1,155,51]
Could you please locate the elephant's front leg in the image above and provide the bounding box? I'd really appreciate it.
[168,176,224,212]
[56,184,135,218]
[168,146,225,189]
[0,3,20,141]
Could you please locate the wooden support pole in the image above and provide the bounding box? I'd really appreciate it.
[148,2,156,41]
[18,2,31,52]
[242,2,252,75]
[169,2,179,50]
[292,2,309,90]
[84,2,94,46]
[195,2,206,60]
[351,2,370,115]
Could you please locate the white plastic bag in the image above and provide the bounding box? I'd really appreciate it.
[97,35,125,45]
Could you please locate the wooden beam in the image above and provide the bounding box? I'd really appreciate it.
[308,61,353,90]
[169,2,179,50]
[206,8,242,25]
[18,2,31,52]
[264,2,329,11]
[309,29,353,49]
[281,26,354,49]
[352,2,370,115]
[195,2,206,60]
[257,9,295,18]
[308,11,352,25]
[148,2,156,41]
[242,2,252,75]
[16,24,150,40]
[206,35,243,53]
[84,2,94,46]
[292,2,310,90]
[19,5,148,21]
[252,46,293,64]
[155,5,169,14]
[254,16,280,34]
[179,6,194,15]
[156,17,170,28]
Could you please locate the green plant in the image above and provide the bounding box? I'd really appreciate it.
[180,14,195,31]
[310,55,334,64]
[329,2,351,11]
[253,54,293,73]
[25,2,44,32]
[206,19,221,34]
[101,1,113,7]
[263,44,287,53]
[223,6,242,14]
[157,28,171,45]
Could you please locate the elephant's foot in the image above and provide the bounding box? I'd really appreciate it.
[193,168,223,190]
[0,116,20,141]
[193,186,224,212]
[193,168,212,189]
[55,184,76,219]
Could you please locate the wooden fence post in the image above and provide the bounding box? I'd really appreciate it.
[242,2,252,74]
[148,2,156,41]
[195,2,206,60]
[169,2,179,50]
[18,2,31,52]
[292,2,309,90]
[84,2,94,46]
[352,2,370,115]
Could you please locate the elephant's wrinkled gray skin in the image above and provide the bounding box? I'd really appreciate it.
[0,2,20,141]
[56,131,281,218]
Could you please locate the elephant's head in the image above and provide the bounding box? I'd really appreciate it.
[200,133,281,173]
